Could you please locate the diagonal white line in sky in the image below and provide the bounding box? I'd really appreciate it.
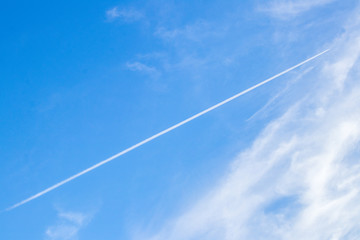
[6,49,329,211]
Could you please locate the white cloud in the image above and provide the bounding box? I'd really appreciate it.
[261,0,336,19]
[45,209,92,240]
[155,21,219,42]
[106,7,143,22]
[139,6,360,240]
[126,61,161,78]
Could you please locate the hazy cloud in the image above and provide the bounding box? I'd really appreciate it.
[106,7,143,22]
[45,209,92,240]
[126,61,161,78]
[261,0,336,19]
[155,21,218,42]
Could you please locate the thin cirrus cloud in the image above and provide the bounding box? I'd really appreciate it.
[126,61,161,78]
[260,0,337,19]
[105,7,143,22]
[139,7,360,240]
[45,209,92,240]
[155,21,218,42]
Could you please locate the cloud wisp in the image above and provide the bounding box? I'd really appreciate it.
[45,209,92,240]
[126,61,161,78]
[5,50,328,211]
[261,0,336,19]
[106,7,143,22]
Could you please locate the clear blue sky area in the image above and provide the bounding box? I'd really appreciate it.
[1,1,359,239]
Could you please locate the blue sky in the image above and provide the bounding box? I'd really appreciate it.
[1,0,360,239]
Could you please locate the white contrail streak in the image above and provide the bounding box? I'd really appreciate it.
[6,49,329,211]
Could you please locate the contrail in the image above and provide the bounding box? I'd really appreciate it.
[6,49,329,211]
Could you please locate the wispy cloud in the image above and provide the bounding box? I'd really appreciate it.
[126,61,161,78]
[106,7,143,22]
[261,0,336,19]
[246,66,315,122]
[155,21,219,42]
[45,209,92,240]
[140,7,360,240]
